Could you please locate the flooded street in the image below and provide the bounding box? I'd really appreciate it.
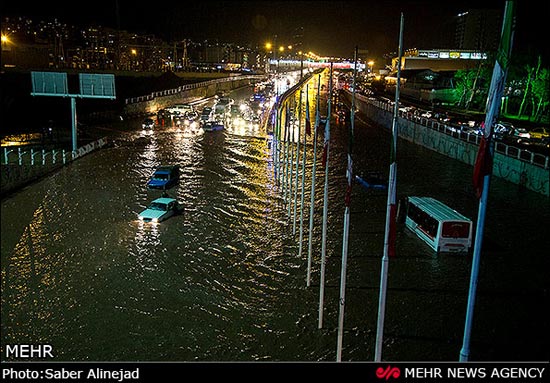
[1,80,548,362]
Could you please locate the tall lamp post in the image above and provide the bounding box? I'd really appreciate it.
[1,34,13,69]
[278,46,284,72]
[265,42,272,73]
[299,51,304,79]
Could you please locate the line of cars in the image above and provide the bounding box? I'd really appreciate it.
[142,103,200,131]
[147,99,231,133]
[400,104,549,152]
[201,96,262,132]
[494,123,549,151]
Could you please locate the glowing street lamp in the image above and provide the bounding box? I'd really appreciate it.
[1,33,14,68]
[130,49,138,70]
[368,60,375,75]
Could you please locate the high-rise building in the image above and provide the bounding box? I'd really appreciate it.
[454,8,502,52]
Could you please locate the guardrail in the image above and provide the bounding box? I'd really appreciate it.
[362,94,549,170]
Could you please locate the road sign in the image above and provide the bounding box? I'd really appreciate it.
[31,71,69,97]
[79,73,116,99]
[31,71,116,151]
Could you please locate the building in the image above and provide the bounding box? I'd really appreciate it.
[386,49,489,105]
[392,49,487,72]
[455,8,502,52]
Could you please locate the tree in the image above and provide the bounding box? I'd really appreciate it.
[452,67,491,111]
[531,67,550,122]
[516,55,550,122]
[452,69,476,108]
[518,58,539,118]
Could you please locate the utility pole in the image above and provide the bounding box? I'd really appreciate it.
[173,41,177,71]
[183,39,189,71]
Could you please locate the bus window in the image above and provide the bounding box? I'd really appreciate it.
[442,222,470,238]
[408,204,438,239]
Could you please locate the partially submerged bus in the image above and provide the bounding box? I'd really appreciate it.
[404,196,473,253]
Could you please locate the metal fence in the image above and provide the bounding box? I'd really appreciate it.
[2,138,108,166]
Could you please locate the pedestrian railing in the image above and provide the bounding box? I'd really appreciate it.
[1,138,108,166]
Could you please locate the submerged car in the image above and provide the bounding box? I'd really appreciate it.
[146,165,180,189]
[202,120,224,132]
[138,197,180,223]
[142,118,155,129]
[200,107,213,122]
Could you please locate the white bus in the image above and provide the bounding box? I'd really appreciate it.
[405,196,473,253]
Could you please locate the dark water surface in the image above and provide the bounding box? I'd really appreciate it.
[1,82,548,362]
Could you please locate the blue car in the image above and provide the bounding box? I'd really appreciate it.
[147,165,180,189]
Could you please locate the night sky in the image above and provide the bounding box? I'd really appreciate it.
[2,0,548,61]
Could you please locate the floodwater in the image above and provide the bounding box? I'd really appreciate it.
[1,77,548,362]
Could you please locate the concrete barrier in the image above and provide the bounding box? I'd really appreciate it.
[122,75,266,118]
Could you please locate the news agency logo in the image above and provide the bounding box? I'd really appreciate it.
[376,365,401,380]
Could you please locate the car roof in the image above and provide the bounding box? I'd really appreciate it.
[156,165,179,170]
[152,197,177,204]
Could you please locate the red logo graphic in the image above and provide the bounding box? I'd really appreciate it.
[376,365,401,380]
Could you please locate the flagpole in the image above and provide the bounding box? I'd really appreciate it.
[318,63,333,329]
[283,101,290,204]
[280,104,285,187]
[274,106,280,182]
[375,12,404,362]
[287,100,294,217]
[307,75,322,287]
[336,46,358,362]
[277,106,283,185]
[460,0,514,362]
[298,85,309,258]
[293,89,303,234]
